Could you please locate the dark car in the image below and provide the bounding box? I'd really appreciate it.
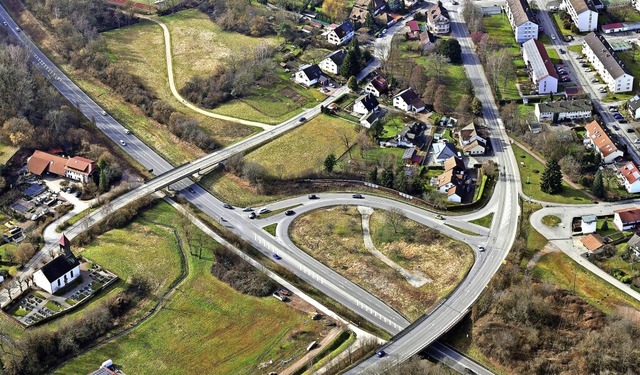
[284,210,295,216]
[249,212,257,219]
[352,194,364,199]
[308,194,318,199]
[581,63,589,68]
[612,125,620,131]
[298,117,306,122]
[376,351,386,358]
[272,253,282,260]
[223,203,233,209]
[614,113,624,120]
[187,187,196,194]
[620,119,628,124]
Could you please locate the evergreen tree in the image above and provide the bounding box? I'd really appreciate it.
[592,169,605,198]
[394,167,408,192]
[324,154,337,172]
[381,168,395,187]
[347,76,359,91]
[540,158,563,194]
[364,13,374,28]
[340,40,362,77]
[471,96,482,116]
[369,166,378,183]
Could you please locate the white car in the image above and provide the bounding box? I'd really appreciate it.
[258,207,270,214]
[478,246,486,252]
[119,140,126,146]
[101,110,107,116]
[551,35,556,40]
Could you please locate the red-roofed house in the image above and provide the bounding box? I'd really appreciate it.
[613,207,640,231]
[601,22,624,33]
[522,39,558,94]
[585,121,623,164]
[619,162,640,193]
[364,76,389,97]
[27,150,97,183]
[406,20,421,40]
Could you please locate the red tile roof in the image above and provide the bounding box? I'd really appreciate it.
[580,233,604,252]
[614,207,640,224]
[619,162,640,184]
[66,156,96,176]
[59,234,70,248]
[586,121,619,157]
[28,150,68,176]
[407,20,420,32]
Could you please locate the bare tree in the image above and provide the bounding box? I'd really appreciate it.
[339,129,354,159]
[385,207,406,234]
[357,129,372,158]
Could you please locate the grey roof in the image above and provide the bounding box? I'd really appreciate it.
[582,214,597,223]
[522,39,558,81]
[567,0,597,14]
[583,32,632,79]
[300,64,322,80]
[628,95,640,112]
[628,233,640,248]
[334,20,354,38]
[357,93,379,111]
[39,254,79,283]
[506,0,536,27]
[395,88,425,109]
[327,50,346,66]
[536,99,593,114]
[402,147,416,159]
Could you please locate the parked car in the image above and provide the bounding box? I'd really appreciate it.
[614,113,624,120]
[620,119,628,124]
[559,48,565,54]
[598,87,607,93]
[584,68,592,72]
[581,63,589,68]
[612,124,620,131]
[609,106,618,111]
[627,127,634,133]
[591,78,599,83]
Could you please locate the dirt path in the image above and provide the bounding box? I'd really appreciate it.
[279,327,343,375]
[510,137,598,201]
[357,206,431,287]
[136,15,275,130]
[525,242,560,281]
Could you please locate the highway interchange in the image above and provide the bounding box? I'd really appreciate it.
[5,1,639,374]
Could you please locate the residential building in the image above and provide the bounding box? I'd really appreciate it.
[33,234,81,294]
[426,3,450,34]
[563,0,598,32]
[393,88,425,112]
[585,120,623,164]
[504,0,539,43]
[628,95,640,119]
[397,122,428,148]
[327,21,355,45]
[319,50,346,75]
[582,33,634,93]
[353,93,380,115]
[436,156,468,203]
[580,233,605,253]
[402,147,426,166]
[613,207,640,231]
[522,39,558,94]
[420,29,436,51]
[364,76,389,97]
[581,214,597,234]
[628,233,640,258]
[27,150,97,183]
[406,20,421,40]
[432,141,458,163]
[360,111,383,128]
[458,123,487,155]
[619,161,640,193]
[350,0,387,26]
[294,64,323,86]
[534,99,593,122]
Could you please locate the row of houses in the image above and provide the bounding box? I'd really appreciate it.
[534,99,592,122]
[347,0,450,35]
[582,32,634,94]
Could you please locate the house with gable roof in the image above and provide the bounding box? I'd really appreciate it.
[393,88,425,113]
[364,76,389,97]
[582,33,634,93]
[33,234,81,294]
[327,20,355,45]
[505,0,539,43]
[619,161,640,193]
[27,150,97,183]
[613,207,640,231]
[426,3,450,34]
[353,93,380,115]
[295,64,324,87]
[585,120,623,164]
[458,123,487,155]
[563,0,598,32]
[628,95,640,119]
[319,50,346,75]
[522,39,558,94]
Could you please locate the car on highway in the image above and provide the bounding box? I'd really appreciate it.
[272,253,282,260]
[223,203,233,209]
[352,194,364,199]
[612,124,620,131]
[478,246,486,252]
[15,27,20,32]
[308,194,318,199]
[435,215,445,220]
[249,212,257,219]
[376,350,386,358]
[258,207,271,214]
[2,22,7,26]
[551,35,556,40]
[187,187,196,194]
[119,140,126,146]
[242,207,253,212]
[284,210,295,216]
[299,117,306,122]
[124,129,131,134]
[101,110,107,116]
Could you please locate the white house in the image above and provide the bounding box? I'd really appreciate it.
[614,207,640,231]
[353,93,379,115]
[364,76,389,97]
[318,50,346,75]
[426,3,450,34]
[581,215,597,234]
[33,234,81,294]
[583,33,634,93]
[534,99,593,122]
[327,21,355,46]
[393,88,425,113]
[585,120,623,164]
[563,0,598,32]
[294,64,323,87]
[522,39,558,94]
[628,95,640,119]
[505,0,539,43]
[360,111,382,128]
[458,123,487,155]
[432,141,458,163]
[27,151,97,184]
[619,161,640,193]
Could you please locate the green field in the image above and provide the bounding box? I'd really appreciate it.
[56,210,326,374]
[552,13,574,37]
[617,49,640,91]
[0,143,18,164]
[470,213,494,228]
[481,14,523,100]
[546,48,561,65]
[103,9,317,124]
[512,144,591,204]
[245,114,359,178]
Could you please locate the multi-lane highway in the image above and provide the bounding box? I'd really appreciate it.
[0,3,518,374]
